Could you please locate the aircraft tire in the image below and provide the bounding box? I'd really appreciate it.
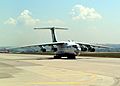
[67,55,76,59]
[54,55,61,59]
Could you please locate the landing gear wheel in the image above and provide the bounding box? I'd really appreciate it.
[67,55,76,59]
[54,55,61,59]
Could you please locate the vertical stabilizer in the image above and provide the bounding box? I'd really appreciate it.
[50,27,57,42]
[34,27,68,42]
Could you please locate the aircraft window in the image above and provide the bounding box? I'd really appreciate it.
[72,45,77,48]
[67,46,71,48]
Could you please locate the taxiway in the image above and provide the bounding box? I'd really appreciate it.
[0,54,120,86]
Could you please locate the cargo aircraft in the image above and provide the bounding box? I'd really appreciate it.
[19,27,106,59]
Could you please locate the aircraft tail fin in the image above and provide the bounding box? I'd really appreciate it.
[34,27,68,42]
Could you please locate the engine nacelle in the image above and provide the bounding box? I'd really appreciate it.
[81,47,87,51]
[88,47,95,52]
[38,45,46,52]
[80,45,87,51]
[41,48,46,52]
[51,47,57,52]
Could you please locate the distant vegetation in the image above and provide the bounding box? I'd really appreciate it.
[80,52,120,58]
[95,44,120,52]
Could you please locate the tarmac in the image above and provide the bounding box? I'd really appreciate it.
[0,53,120,86]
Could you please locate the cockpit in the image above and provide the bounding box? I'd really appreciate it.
[72,45,78,48]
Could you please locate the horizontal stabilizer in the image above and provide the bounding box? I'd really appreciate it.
[34,27,68,30]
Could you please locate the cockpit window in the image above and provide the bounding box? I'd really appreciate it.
[72,45,78,48]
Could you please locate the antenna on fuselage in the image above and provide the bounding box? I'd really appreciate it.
[34,27,68,42]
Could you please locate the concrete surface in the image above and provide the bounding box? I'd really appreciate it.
[0,54,120,86]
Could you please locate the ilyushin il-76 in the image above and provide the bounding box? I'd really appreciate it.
[18,27,107,59]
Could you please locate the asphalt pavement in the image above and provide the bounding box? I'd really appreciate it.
[0,53,120,86]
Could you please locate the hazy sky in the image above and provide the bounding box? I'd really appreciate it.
[0,0,120,46]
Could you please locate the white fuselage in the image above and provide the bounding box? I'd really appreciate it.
[56,42,81,56]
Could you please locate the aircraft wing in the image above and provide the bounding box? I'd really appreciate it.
[31,42,65,47]
[76,42,108,48]
[16,42,65,49]
[9,42,66,53]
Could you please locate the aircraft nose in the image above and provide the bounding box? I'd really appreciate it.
[78,48,81,51]
[74,47,81,55]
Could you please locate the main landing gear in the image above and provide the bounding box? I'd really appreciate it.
[54,55,61,59]
[67,55,76,59]
[54,55,76,59]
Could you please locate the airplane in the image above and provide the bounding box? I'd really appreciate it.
[12,27,107,59]
[18,27,105,59]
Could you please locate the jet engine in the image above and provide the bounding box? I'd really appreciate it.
[41,48,46,52]
[88,47,95,52]
[51,46,57,52]
[80,45,87,51]
[38,45,46,52]
[81,47,87,51]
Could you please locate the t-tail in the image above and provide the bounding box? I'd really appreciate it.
[34,27,68,42]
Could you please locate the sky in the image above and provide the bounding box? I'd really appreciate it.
[0,0,120,46]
